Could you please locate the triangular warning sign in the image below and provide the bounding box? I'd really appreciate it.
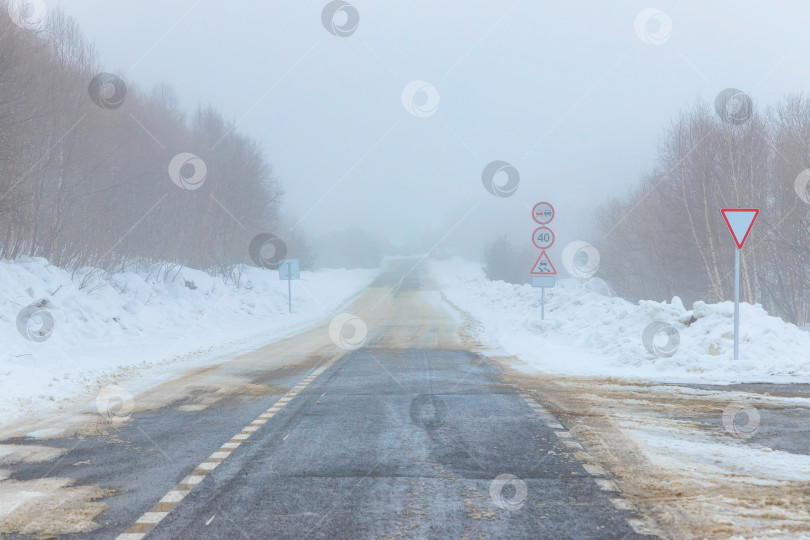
[721,208,759,249]
[530,250,557,275]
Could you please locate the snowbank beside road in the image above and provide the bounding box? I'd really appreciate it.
[0,258,377,428]
[431,257,810,384]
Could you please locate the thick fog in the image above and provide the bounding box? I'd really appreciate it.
[53,0,810,261]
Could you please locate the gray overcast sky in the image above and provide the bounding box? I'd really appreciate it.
[54,0,810,258]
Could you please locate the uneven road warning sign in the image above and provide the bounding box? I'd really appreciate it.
[530,251,556,275]
[721,208,759,249]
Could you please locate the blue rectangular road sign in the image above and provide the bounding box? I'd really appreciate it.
[278,259,300,280]
[531,276,555,288]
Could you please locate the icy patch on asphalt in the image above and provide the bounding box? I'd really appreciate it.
[618,415,810,537]
[513,374,810,538]
[619,417,810,483]
[0,257,377,430]
[431,257,810,384]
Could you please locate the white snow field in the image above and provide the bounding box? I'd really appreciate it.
[431,257,810,384]
[0,257,377,429]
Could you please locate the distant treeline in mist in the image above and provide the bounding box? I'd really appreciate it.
[311,227,437,270]
[0,5,283,274]
[483,236,532,285]
[594,94,810,325]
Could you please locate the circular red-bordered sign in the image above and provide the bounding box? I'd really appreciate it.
[532,202,555,224]
[532,227,555,250]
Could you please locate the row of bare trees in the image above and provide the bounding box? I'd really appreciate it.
[595,94,810,325]
[0,5,284,275]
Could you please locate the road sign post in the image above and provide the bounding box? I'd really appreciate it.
[278,259,300,313]
[733,246,740,360]
[530,202,556,320]
[720,208,759,360]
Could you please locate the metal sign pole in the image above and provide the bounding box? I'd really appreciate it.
[541,287,545,321]
[733,246,740,360]
[720,207,758,362]
[278,258,300,314]
[287,261,292,314]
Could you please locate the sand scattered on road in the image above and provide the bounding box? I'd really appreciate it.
[0,477,113,536]
[0,443,113,537]
[499,364,810,539]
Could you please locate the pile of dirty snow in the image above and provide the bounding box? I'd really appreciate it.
[431,257,810,384]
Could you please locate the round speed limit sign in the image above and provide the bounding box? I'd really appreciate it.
[532,227,555,250]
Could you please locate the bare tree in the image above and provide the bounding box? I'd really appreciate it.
[595,95,809,324]
[0,3,284,278]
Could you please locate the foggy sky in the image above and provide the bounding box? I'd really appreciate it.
[54,0,810,260]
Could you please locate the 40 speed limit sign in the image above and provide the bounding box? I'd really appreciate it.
[531,227,554,250]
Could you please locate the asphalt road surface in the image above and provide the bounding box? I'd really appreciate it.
[3,260,652,539]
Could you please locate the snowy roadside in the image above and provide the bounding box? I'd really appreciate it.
[430,257,810,385]
[0,258,378,431]
[431,257,810,538]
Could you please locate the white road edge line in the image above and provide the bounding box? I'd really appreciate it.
[520,393,648,534]
[115,354,341,539]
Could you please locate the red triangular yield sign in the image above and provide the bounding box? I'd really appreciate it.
[530,251,556,275]
[721,208,759,249]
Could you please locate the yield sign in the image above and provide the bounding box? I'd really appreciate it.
[721,208,759,249]
[530,251,556,275]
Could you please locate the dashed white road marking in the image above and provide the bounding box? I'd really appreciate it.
[595,478,619,492]
[611,498,633,510]
[562,439,584,450]
[519,391,645,533]
[116,357,340,540]
[139,512,168,524]
[160,491,185,503]
[582,463,607,476]
[628,518,656,535]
